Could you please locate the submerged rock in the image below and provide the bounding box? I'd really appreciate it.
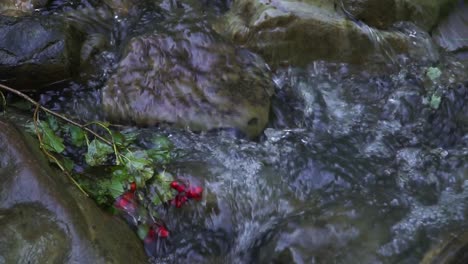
[215,0,442,66]
[0,118,148,263]
[0,15,82,90]
[102,19,274,138]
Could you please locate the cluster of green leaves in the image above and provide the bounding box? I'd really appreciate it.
[27,114,176,206]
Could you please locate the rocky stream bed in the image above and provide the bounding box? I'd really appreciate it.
[0,0,467,263]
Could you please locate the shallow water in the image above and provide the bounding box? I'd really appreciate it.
[33,1,468,263]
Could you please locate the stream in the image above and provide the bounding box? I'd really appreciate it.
[32,1,468,263]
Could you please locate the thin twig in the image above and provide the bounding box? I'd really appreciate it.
[0,83,113,146]
[0,91,6,109]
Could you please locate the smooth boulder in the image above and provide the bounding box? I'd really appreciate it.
[0,118,148,263]
[102,19,274,138]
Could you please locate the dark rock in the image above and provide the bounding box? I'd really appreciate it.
[0,15,82,90]
[0,118,148,263]
[102,18,274,138]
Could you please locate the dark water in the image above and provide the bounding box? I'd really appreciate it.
[35,1,468,263]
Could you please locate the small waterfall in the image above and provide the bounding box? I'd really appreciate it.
[338,0,439,65]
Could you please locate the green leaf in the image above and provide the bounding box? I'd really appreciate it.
[426,67,442,82]
[111,131,125,147]
[147,149,171,164]
[24,121,36,134]
[67,125,86,147]
[40,121,65,153]
[152,172,175,206]
[121,130,139,143]
[137,225,149,240]
[106,179,125,198]
[155,171,174,183]
[430,94,441,109]
[151,136,173,151]
[85,139,114,166]
[112,166,129,181]
[46,115,59,132]
[124,150,154,185]
[124,150,151,171]
[60,156,74,171]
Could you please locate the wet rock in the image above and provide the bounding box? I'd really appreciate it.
[102,18,274,138]
[215,0,440,66]
[432,1,468,53]
[0,0,48,16]
[0,15,82,90]
[340,0,397,29]
[0,118,148,263]
[341,0,457,30]
[0,203,69,263]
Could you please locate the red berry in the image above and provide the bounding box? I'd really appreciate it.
[170,181,186,193]
[122,191,134,201]
[187,186,203,201]
[158,226,169,238]
[129,182,137,192]
[144,227,157,243]
[175,194,188,208]
[114,194,135,211]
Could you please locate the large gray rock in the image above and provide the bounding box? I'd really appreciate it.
[0,118,148,263]
[0,15,82,90]
[102,19,274,138]
[215,0,440,66]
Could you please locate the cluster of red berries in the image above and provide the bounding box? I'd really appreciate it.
[145,223,170,243]
[170,180,203,208]
[114,182,138,213]
[114,180,204,243]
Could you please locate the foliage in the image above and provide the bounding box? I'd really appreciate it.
[29,113,176,207]
[426,67,442,82]
[424,67,442,110]
[429,93,442,110]
[0,83,199,242]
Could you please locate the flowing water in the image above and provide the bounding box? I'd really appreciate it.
[34,1,468,263]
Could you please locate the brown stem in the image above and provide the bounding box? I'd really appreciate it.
[0,83,113,146]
